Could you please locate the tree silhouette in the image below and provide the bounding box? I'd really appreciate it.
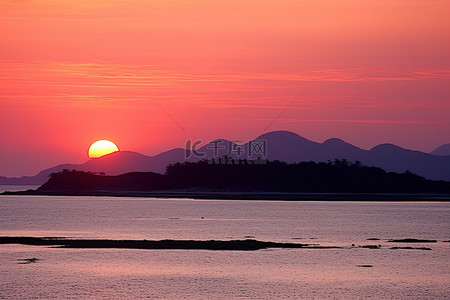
[40,159,450,193]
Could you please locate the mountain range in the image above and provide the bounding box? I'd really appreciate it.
[1,131,450,185]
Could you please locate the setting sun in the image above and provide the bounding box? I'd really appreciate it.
[88,140,119,158]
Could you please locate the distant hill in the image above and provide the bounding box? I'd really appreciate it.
[0,150,189,185]
[248,131,450,181]
[1,130,450,185]
[0,163,79,185]
[31,160,450,194]
[431,143,450,156]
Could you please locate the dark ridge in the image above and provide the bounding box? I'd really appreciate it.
[390,247,432,250]
[387,238,437,243]
[366,238,381,240]
[4,159,449,196]
[357,265,373,268]
[0,237,341,251]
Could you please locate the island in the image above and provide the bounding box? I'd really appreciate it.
[3,159,450,200]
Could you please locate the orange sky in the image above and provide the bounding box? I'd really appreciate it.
[1,0,450,176]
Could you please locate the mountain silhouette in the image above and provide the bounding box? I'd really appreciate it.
[365,144,450,181]
[0,163,79,185]
[1,130,449,185]
[80,150,185,174]
[431,143,450,156]
[253,131,366,162]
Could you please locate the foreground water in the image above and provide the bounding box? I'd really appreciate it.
[0,191,449,299]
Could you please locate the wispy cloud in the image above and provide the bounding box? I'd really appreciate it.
[1,60,449,112]
[2,61,449,87]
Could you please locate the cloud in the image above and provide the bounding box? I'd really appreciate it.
[1,60,449,113]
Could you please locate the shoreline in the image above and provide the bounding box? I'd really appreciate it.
[2,189,450,201]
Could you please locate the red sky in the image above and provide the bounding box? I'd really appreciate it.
[1,0,449,177]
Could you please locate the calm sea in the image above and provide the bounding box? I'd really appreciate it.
[0,186,449,299]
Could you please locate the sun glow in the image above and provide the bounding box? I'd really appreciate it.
[88,140,119,158]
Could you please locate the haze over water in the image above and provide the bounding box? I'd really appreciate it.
[1,193,449,299]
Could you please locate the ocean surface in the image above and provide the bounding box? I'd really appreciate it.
[0,186,449,299]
